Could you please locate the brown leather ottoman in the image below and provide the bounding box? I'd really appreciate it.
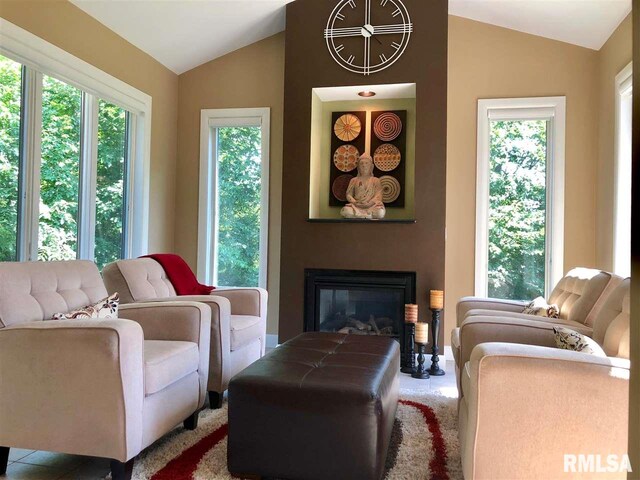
[228,332,400,480]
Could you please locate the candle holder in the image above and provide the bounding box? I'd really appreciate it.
[428,308,445,376]
[401,322,416,374]
[411,343,430,379]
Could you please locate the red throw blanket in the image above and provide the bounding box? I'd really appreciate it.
[142,253,215,296]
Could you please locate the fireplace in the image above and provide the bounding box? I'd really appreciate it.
[304,269,416,349]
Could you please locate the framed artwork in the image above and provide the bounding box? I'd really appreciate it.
[329,111,366,207]
[371,110,407,208]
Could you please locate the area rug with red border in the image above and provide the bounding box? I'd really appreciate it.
[120,392,462,480]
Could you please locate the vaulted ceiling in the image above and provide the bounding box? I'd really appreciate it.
[70,0,631,75]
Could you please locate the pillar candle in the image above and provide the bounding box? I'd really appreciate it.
[430,290,444,310]
[404,304,418,323]
[415,322,429,344]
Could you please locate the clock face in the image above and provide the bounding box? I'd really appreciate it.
[324,0,412,75]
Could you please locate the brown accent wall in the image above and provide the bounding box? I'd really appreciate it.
[279,0,448,345]
[445,15,601,344]
[0,0,179,253]
[176,33,285,335]
[595,14,632,271]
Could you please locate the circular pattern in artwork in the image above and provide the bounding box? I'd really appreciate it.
[334,114,362,142]
[380,175,401,203]
[373,143,401,172]
[332,174,354,202]
[373,112,403,141]
[333,144,359,172]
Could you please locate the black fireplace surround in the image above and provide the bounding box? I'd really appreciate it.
[304,269,416,352]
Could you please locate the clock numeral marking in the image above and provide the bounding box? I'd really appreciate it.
[348,0,357,8]
[379,53,388,63]
[347,54,356,64]
[380,0,389,6]
[335,44,345,53]
[392,41,402,50]
[336,12,345,20]
[392,8,402,17]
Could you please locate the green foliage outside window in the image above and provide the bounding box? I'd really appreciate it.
[0,55,21,261]
[39,74,81,261]
[488,119,547,300]
[216,126,262,287]
[0,55,128,267]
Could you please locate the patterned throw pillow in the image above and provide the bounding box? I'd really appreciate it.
[553,327,607,356]
[522,296,560,318]
[51,292,119,320]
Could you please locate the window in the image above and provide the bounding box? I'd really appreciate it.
[198,108,270,288]
[614,63,632,277]
[0,19,151,265]
[476,97,566,299]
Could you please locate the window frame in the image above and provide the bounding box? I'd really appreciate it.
[0,18,152,261]
[613,62,633,277]
[475,96,566,299]
[198,107,271,289]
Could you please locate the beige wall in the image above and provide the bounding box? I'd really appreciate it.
[176,33,284,336]
[445,15,601,344]
[0,0,179,254]
[596,15,633,272]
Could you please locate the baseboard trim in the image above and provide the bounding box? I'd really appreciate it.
[266,334,279,348]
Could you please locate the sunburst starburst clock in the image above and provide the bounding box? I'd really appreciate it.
[324,0,413,75]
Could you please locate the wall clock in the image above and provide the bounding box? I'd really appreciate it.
[324,0,412,75]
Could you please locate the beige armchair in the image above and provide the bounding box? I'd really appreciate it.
[103,257,267,408]
[452,267,617,375]
[0,261,211,480]
[457,279,630,479]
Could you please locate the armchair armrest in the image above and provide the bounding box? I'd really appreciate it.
[119,301,212,407]
[140,296,232,393]
[459,316,559,369]
[0,319,144,462]
[456,296,526,326]
[462,342,629,479]
[212,287,267,318]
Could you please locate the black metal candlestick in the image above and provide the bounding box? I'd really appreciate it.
[411,343,430,379]
[428,308,445,376]
[401,323,416,374]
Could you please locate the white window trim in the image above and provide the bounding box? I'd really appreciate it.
[613,62,633,276]
[475,96,566,298]
[0,18,152,259]
[198,107,270,289]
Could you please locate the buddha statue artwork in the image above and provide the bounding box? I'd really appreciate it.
[340,155,386,219]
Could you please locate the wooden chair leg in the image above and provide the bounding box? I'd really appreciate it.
[183,411,199,430]
[209,391,223,409]
[0,446,9,475]
[110,458,134,480]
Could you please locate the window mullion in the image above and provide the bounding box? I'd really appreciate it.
[18,66,42,262]
[78,92,98,261]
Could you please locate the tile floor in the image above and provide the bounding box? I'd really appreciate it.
[1,360,458,479]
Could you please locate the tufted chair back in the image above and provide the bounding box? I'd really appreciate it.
[102,258,176,304]
[548,268,612,326]
[0,260,108,328]
[590,277,630,359]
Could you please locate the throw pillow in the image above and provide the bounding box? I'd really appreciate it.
[553,327,607,357]
[522,296,560,318]
[51,292,119,320]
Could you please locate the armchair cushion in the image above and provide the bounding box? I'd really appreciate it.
[230,315,263,351]
[51,292,119,320]
[144,340,200,395]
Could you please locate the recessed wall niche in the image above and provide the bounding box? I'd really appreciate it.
[309,83,416,221]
